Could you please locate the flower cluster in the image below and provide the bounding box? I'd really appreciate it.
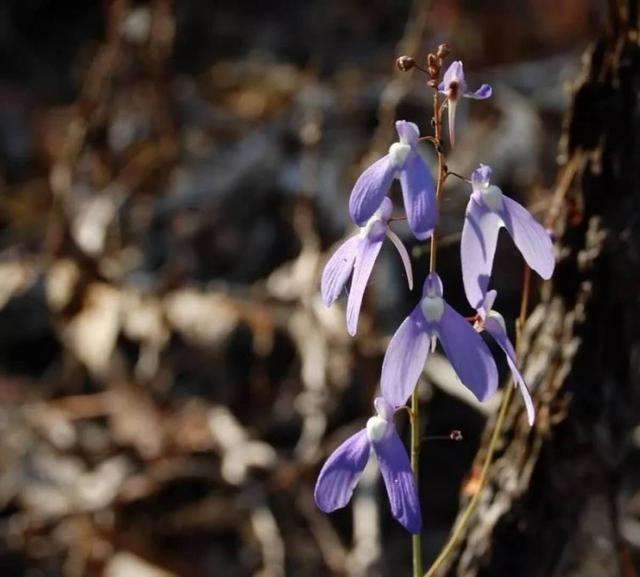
[315,57,554,534]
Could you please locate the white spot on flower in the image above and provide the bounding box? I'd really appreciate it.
[482,185,503,212]
[420,296,444,323]
[388,142,411,168]
[366,415,390,442]
[360,214,387,239]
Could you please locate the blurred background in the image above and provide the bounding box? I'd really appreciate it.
[0,1,607,576]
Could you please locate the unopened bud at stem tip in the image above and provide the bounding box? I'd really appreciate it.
[396,55,415,72]
[437,42,451,59]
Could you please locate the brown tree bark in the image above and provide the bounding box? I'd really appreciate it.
[439,2,640,576]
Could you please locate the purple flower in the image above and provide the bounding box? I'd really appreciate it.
[474,290,535,425]
[460,164,555,309]
[349,120,437,241]
[314,396,421,534]
[381,272,498,407]
[321,198,413,336]
[438,61,492,146]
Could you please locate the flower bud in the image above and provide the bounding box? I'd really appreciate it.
[437,43,451,59]
[427,53,438,68]
[396,55,415,72]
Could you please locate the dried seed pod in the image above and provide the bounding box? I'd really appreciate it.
[396,55,415,72]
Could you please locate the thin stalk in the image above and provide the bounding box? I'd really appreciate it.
[410,394,422,577]
[424,264,532,577]
[429,92,446,274]
[411,88,446,577]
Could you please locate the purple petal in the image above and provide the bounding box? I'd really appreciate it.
[349,155,396,226]
[399,152,437,240]
[381,306,430,408]
[423,271,443,298]
[441,60,464,90]
[464,84,492,99]
[395,120,420,145]
[321,235,360,307]
[314,429,371,513]
[478,289,497,321]
[471,164,492,189]
[377,196,394,221]
[499,195,555,280]
[484,317,535,425]
[385,229,413,290]
[372,427,421,533]
[461,198,502,309]
[437,303,498,402]
[346,234,384,336]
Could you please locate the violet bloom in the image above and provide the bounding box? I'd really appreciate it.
[314,396,421,534]
[349,120,437,241]
[321,198,413,336]
[460,164,555,309]
[381,272,498,407]
[438,61,492,146]
[474,290,535,425]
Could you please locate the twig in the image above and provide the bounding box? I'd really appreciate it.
[444,170,470,184]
